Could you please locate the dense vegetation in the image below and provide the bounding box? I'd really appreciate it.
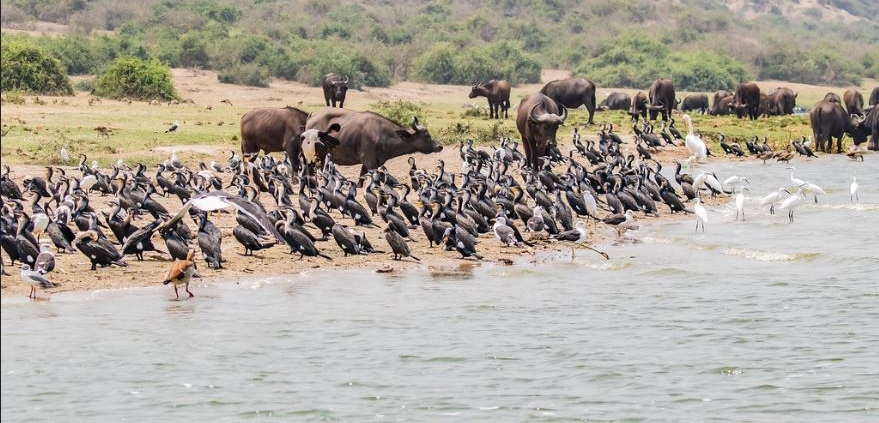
[1,0,877,91]
[93,57,178,100]
[0,40,72,94]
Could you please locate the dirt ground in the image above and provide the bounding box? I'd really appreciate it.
[1,69,730,299]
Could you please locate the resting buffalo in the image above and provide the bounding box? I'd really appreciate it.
[630,91,648,122]
[648,78,676,121]
[469,80,511,119]
[843,88,864,116]
[732,82,761,120]
[766,87,797,115]
[516,93,567,170]
[598,92,632,111]
[305,108,443,176]
[680,93,709,114]
[809,100,869,153]
[539,78,596,125]
[240,106,309,170]
[870,87,879,107]
[708,90,733,115]
[322,73,349,108]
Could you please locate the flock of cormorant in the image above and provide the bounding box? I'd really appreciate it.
[0,116,845,298]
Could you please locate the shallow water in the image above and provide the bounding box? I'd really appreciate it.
[2,156,878,422]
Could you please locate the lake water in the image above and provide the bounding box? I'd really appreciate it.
[2,155,878,422]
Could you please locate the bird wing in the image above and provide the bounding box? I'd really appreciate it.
[164,260,189,283]
[158,191,284,244]
[25,270,57,288]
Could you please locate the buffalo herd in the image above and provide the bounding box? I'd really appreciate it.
[240,76,878,174]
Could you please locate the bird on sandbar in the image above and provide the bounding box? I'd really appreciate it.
[163,249,196,299]
[20,264,59,299]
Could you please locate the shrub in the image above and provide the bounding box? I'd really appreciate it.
[93,57,178,100]
[369,100,425,126]
[1,41,74,95]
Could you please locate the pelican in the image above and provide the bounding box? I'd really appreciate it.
[682,114,707,163]
[159,191,284,244]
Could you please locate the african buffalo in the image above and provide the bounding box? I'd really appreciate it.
[469,80,511,119]
[870,87,879,107]
[648,78,677,121]
[539,78,596,125]
[861,106,879,150]
[630,91,648,122]
[598,92,631,111]
[305,108,443,176]
[823,92,842,104]
[843,88,864,116]
[516,93,567,170]
[766,87,797,115]
[809,100,869,153]
[731,82,761,120]
[708,90,733,115]
[322,73,349,108]
[680,93,709,114]
[240,106,309,170]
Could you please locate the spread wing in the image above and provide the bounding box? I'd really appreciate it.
[159,191,284,244]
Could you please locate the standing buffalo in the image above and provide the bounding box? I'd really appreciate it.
[322,73,349,108]
[809,100,869,153]
[305,108,443,176]
[240,106,309,170]
[869,87,879,107]
[630,91,648,122]
[539,78,596,125]
[862,106,879,150]
[469,80,511,119]
[731,82,761,120]
[843,88,864,116]
[680,93,709,114]
[516,93,567,170]
[598,92,632,111]
[766,87,797,115]
[648,78,677,121]
[709,90,734,116]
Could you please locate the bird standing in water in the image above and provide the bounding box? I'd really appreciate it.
[163,249,196,299]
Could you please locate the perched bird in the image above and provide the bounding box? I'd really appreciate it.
[20,264,58,298]
[850,176,859,204]
[34,243,56,275]
[165,120,180,133]
[384,224,419,261]
[163,249,196,299]
[693,198,708,232]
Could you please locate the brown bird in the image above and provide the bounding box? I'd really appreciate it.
[163,248,196,299]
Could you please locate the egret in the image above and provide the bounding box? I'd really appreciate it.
[693,198,708,232]
[723,175,750,193]
[790,171,805,187]
[682,114,708,163]
[779,188,805,223]
[735,187,749,221]
[851,177,859,204]
[760,187,787,215]
[59,148,70,162]
[801,181,826,203]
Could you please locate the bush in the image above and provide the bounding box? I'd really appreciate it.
[369,100,425,126]
[1,41,73,95]
[93,57,178,100]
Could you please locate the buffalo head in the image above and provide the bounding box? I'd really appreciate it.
[397,117,444,154]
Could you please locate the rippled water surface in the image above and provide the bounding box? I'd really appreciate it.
[3,156,878,422]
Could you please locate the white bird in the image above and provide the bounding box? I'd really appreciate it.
[850,177,859,204]
[693,197,708,232]
[165,120,180,133]
[682,114,708,163]
[159,190,285,244]
[760,187,787,215]
[492,216,520,247]
[735,187,749,221]
[723,175,750,193]
[79,174,97,193]
[59,148,70,162]
[790,171,805,187]
[20,264,59,298]
[801,181,826,203]
[779,188,805,223]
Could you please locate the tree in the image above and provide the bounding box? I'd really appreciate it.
[93,57,178,100]
[1,41,73,95]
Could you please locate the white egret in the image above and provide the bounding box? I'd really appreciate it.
[851,177,859,204]
[760,187,787,215]
[779,188,805,223]
[735,187,749,221]
[801,181,826,203]
[693,198,708,232]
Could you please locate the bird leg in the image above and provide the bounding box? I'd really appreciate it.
[185,283,194,298]
[173,285,180,299]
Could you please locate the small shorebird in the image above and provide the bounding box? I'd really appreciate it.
[20,264,58,298]
[163,249,196,299]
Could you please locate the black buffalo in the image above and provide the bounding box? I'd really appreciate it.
[630,91,648,122]
[680,93,709,114]
[809,100,869,153]
[305,108,443,176]
[539,78,596,125]
[860,106,879,151]
[709,90,733,115]
[516,93,567,170]
[766,87,797,115]
[843,88,864,116]
[598,92,632,111]
[869,87,879,107]
[322,73,349,108]
[732,82,761,120]
[469,80,511,119]
[240,106,309,170]
[648,78,676,121]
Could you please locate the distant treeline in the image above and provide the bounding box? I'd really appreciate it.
[2,0,877,90]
